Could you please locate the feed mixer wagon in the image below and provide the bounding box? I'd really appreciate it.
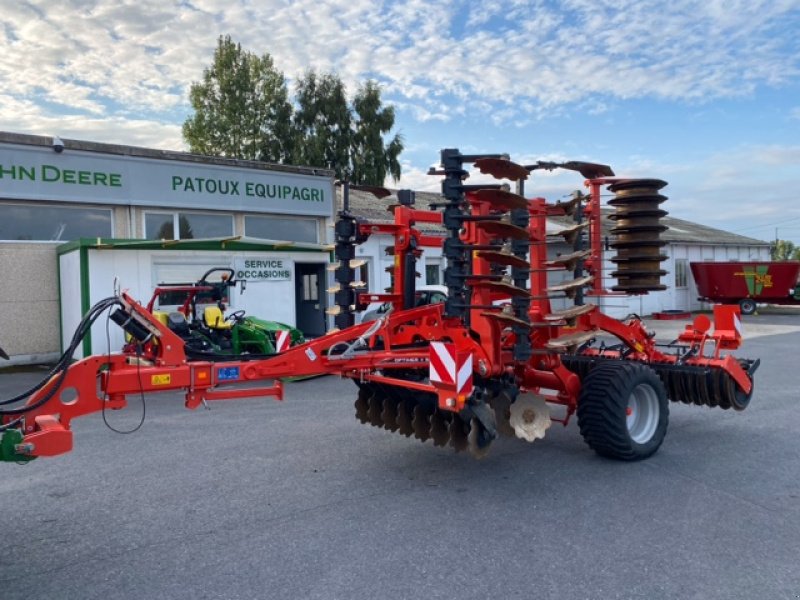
[0,150,760,463]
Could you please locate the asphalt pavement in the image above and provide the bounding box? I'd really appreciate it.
[1,311,799,600]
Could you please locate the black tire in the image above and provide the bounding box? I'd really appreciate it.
[577,361,669,461]
[739,298,757,315]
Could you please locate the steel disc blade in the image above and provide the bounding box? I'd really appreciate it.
[730,374,753,411]
[659,368,674,401]
[698,369,713,407]
[489,391,516,438]
[430,410,450,447]
[381,396,400,431]
[682,370,700,406]
[367,393,384,427]
[449,418,469,453]
[355,389,370,423]
[473,158,529,182]
[713,368,730,410]
[467,419,492,459]
[412,404,432,442]
[397,400,415,436]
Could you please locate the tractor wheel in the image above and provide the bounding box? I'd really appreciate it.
[739,298,757,315]
[577,361,669,461]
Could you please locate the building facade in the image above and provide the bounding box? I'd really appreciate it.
[0,132,335,365]
[0,131,773,365]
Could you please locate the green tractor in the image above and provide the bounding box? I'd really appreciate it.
[126,267,304,359]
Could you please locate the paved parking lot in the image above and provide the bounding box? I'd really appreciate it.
[1,311,799,600]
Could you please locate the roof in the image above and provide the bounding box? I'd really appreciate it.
[340,188,770,247]
[56,236,332,255]
[0,131,335,179]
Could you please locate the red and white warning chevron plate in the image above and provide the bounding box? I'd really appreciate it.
[429,341,473,396]
[275,330,291,353]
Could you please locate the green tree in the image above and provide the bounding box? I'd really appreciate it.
[771,239,798,261]
[183,37,404,184]
[183,35,293,162]
[292,70,352,179]
[350,81,403,185]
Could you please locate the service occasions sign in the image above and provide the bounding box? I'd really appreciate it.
[234,257,292,281]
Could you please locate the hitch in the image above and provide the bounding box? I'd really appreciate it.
[0,429,36,463]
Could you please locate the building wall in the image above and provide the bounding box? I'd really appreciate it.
[0,133,335,364]
[59,247,330,358]
[0,243,61,362]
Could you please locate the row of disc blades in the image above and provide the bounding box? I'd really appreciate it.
[657,364,751,411]
[354,383,555,457]
[560,355,751,411]
[354,385,490,456]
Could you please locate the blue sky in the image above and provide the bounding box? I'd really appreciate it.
[1,0,799,244]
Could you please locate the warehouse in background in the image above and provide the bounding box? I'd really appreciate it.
[0,131,774,366]
[0,131,335,365]
[342,188,772,319]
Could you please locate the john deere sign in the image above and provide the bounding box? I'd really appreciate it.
[0,143,333,217]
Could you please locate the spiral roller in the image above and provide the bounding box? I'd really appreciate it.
[607,179,669,293]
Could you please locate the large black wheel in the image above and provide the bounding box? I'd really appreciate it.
[577,361,669,461]
[739,298,757,315]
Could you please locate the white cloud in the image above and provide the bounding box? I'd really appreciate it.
[0,94,184,150]
[1,0,797,133]
[0,1,798,247]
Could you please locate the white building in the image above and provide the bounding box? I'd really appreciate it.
[343,188,771,319]
[0,131,771,365]
[0,132,335,365]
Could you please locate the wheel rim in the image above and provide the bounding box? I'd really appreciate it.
[626,383,660,444]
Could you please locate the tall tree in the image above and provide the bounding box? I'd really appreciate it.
[183,37,404,184]
[772,239,800,261]
[183,35,293,162]
[292,70,352,179]
[350,81,403,186]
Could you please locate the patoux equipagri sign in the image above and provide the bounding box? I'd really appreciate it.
[0,143,334,217]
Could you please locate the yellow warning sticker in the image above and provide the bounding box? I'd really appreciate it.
[151,374,171,386]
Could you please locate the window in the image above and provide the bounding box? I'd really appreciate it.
[144,211,233,240]
[302,273,318,301]
[425,263,441,285]
[675,259,688,288]
[245,215,318,243]
[0,203,112,241]
[156,287,230,311]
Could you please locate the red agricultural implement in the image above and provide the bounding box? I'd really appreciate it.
[691,261,800,315]
[0,150,760,463]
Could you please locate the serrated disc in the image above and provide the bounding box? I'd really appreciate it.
[508,394,552,442]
